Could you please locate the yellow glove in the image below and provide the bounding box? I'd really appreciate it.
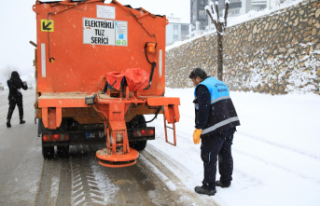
[193,129,202,145]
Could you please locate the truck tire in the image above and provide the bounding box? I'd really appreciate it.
[130,140,147,151]
[128,115,147,151]
[42,144,54,159]
[38,118,42,137]
[57,145,69,157]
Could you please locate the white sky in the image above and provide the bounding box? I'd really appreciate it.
[107,0,190,23]
[0,0,190,75]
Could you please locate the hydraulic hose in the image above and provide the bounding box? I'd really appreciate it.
[144,42,156,90]
[136,107,162,126]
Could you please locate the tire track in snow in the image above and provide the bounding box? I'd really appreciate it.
[232,168,262,190]
[35,159,56,206]
[56,158,72,206]
[237,131,320,160]
[233,148,320,185]
[140,147,219,206]
[146,146,196,182]
[70,145,106,206]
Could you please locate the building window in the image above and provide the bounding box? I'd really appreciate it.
[174,25,179,30]
[199,10,207,19]
[252,5,267,11]
[230,9,240,15]
[192,12,197,21]
[181,25,189,31]
[173,35,179,40]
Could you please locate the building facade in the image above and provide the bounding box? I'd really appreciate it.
[190,0,271,34]
[252,0,267,11]
[166,15,190,45]
[190,0,244,33]
[190,0,208,32]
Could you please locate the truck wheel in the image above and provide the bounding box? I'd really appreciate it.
[57,145,69,157]
[129,140,147,151]
[42,145,54,159]
[128,115,147,151]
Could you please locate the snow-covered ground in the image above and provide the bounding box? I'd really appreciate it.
[146,88,320,206]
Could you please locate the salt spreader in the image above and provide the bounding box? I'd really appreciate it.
[33,0,180,167]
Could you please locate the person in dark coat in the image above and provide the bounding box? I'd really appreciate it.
[6,71,28,128]
[190,68,240,196]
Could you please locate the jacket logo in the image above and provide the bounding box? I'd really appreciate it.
[218,88,228,92]
[215,83,226,87]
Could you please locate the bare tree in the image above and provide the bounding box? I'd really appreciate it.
[205,0,229,81]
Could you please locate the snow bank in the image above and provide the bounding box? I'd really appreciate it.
[146,88,320,206]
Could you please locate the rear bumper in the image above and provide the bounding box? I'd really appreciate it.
[37,95,180,129]
[42,128,155,146]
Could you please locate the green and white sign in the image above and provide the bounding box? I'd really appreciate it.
[115,21,128,46]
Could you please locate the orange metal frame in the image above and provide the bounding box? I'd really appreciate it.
[33,0,167,95]
[94,86,180,167]
[164,117,177,146]
[34,0,180,167]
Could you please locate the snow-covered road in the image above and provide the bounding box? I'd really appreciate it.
[0,89,216,206]
[147,88,320,206]
[1,88,319,206]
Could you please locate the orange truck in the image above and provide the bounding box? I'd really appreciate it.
[32,0,180,167]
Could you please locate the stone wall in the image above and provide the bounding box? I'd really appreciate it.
[165,0,320,94]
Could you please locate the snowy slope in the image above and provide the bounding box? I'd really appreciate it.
[146,88,320,206]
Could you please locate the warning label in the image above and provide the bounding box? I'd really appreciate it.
[83,18,128,46]
[115,21,128,46]
[41,19,54,32]
[97,5,115,19]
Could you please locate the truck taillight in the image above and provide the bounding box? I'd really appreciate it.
[43,134,50,142]
[43,134,69,142]
[133,129,155,137]
[53,134,60,141]
[60,134,69,141]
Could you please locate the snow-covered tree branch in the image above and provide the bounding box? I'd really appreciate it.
[205,0,230,81]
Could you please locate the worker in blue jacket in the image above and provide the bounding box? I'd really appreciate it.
[190,68,240,196]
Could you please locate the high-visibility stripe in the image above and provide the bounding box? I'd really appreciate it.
[41,43,46,78]
[211,95,230,104]
[202,116,239,135]
[159,49,163,77]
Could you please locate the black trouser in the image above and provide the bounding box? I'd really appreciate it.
[200,127,235,190]
[7,95,24,122]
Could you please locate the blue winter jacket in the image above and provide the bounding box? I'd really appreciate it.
[194,77,240,135]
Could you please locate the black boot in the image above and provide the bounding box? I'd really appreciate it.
[20,120,26,124]
[215,180,231,188]
[6,121,11,128]
[195,185,216,196]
